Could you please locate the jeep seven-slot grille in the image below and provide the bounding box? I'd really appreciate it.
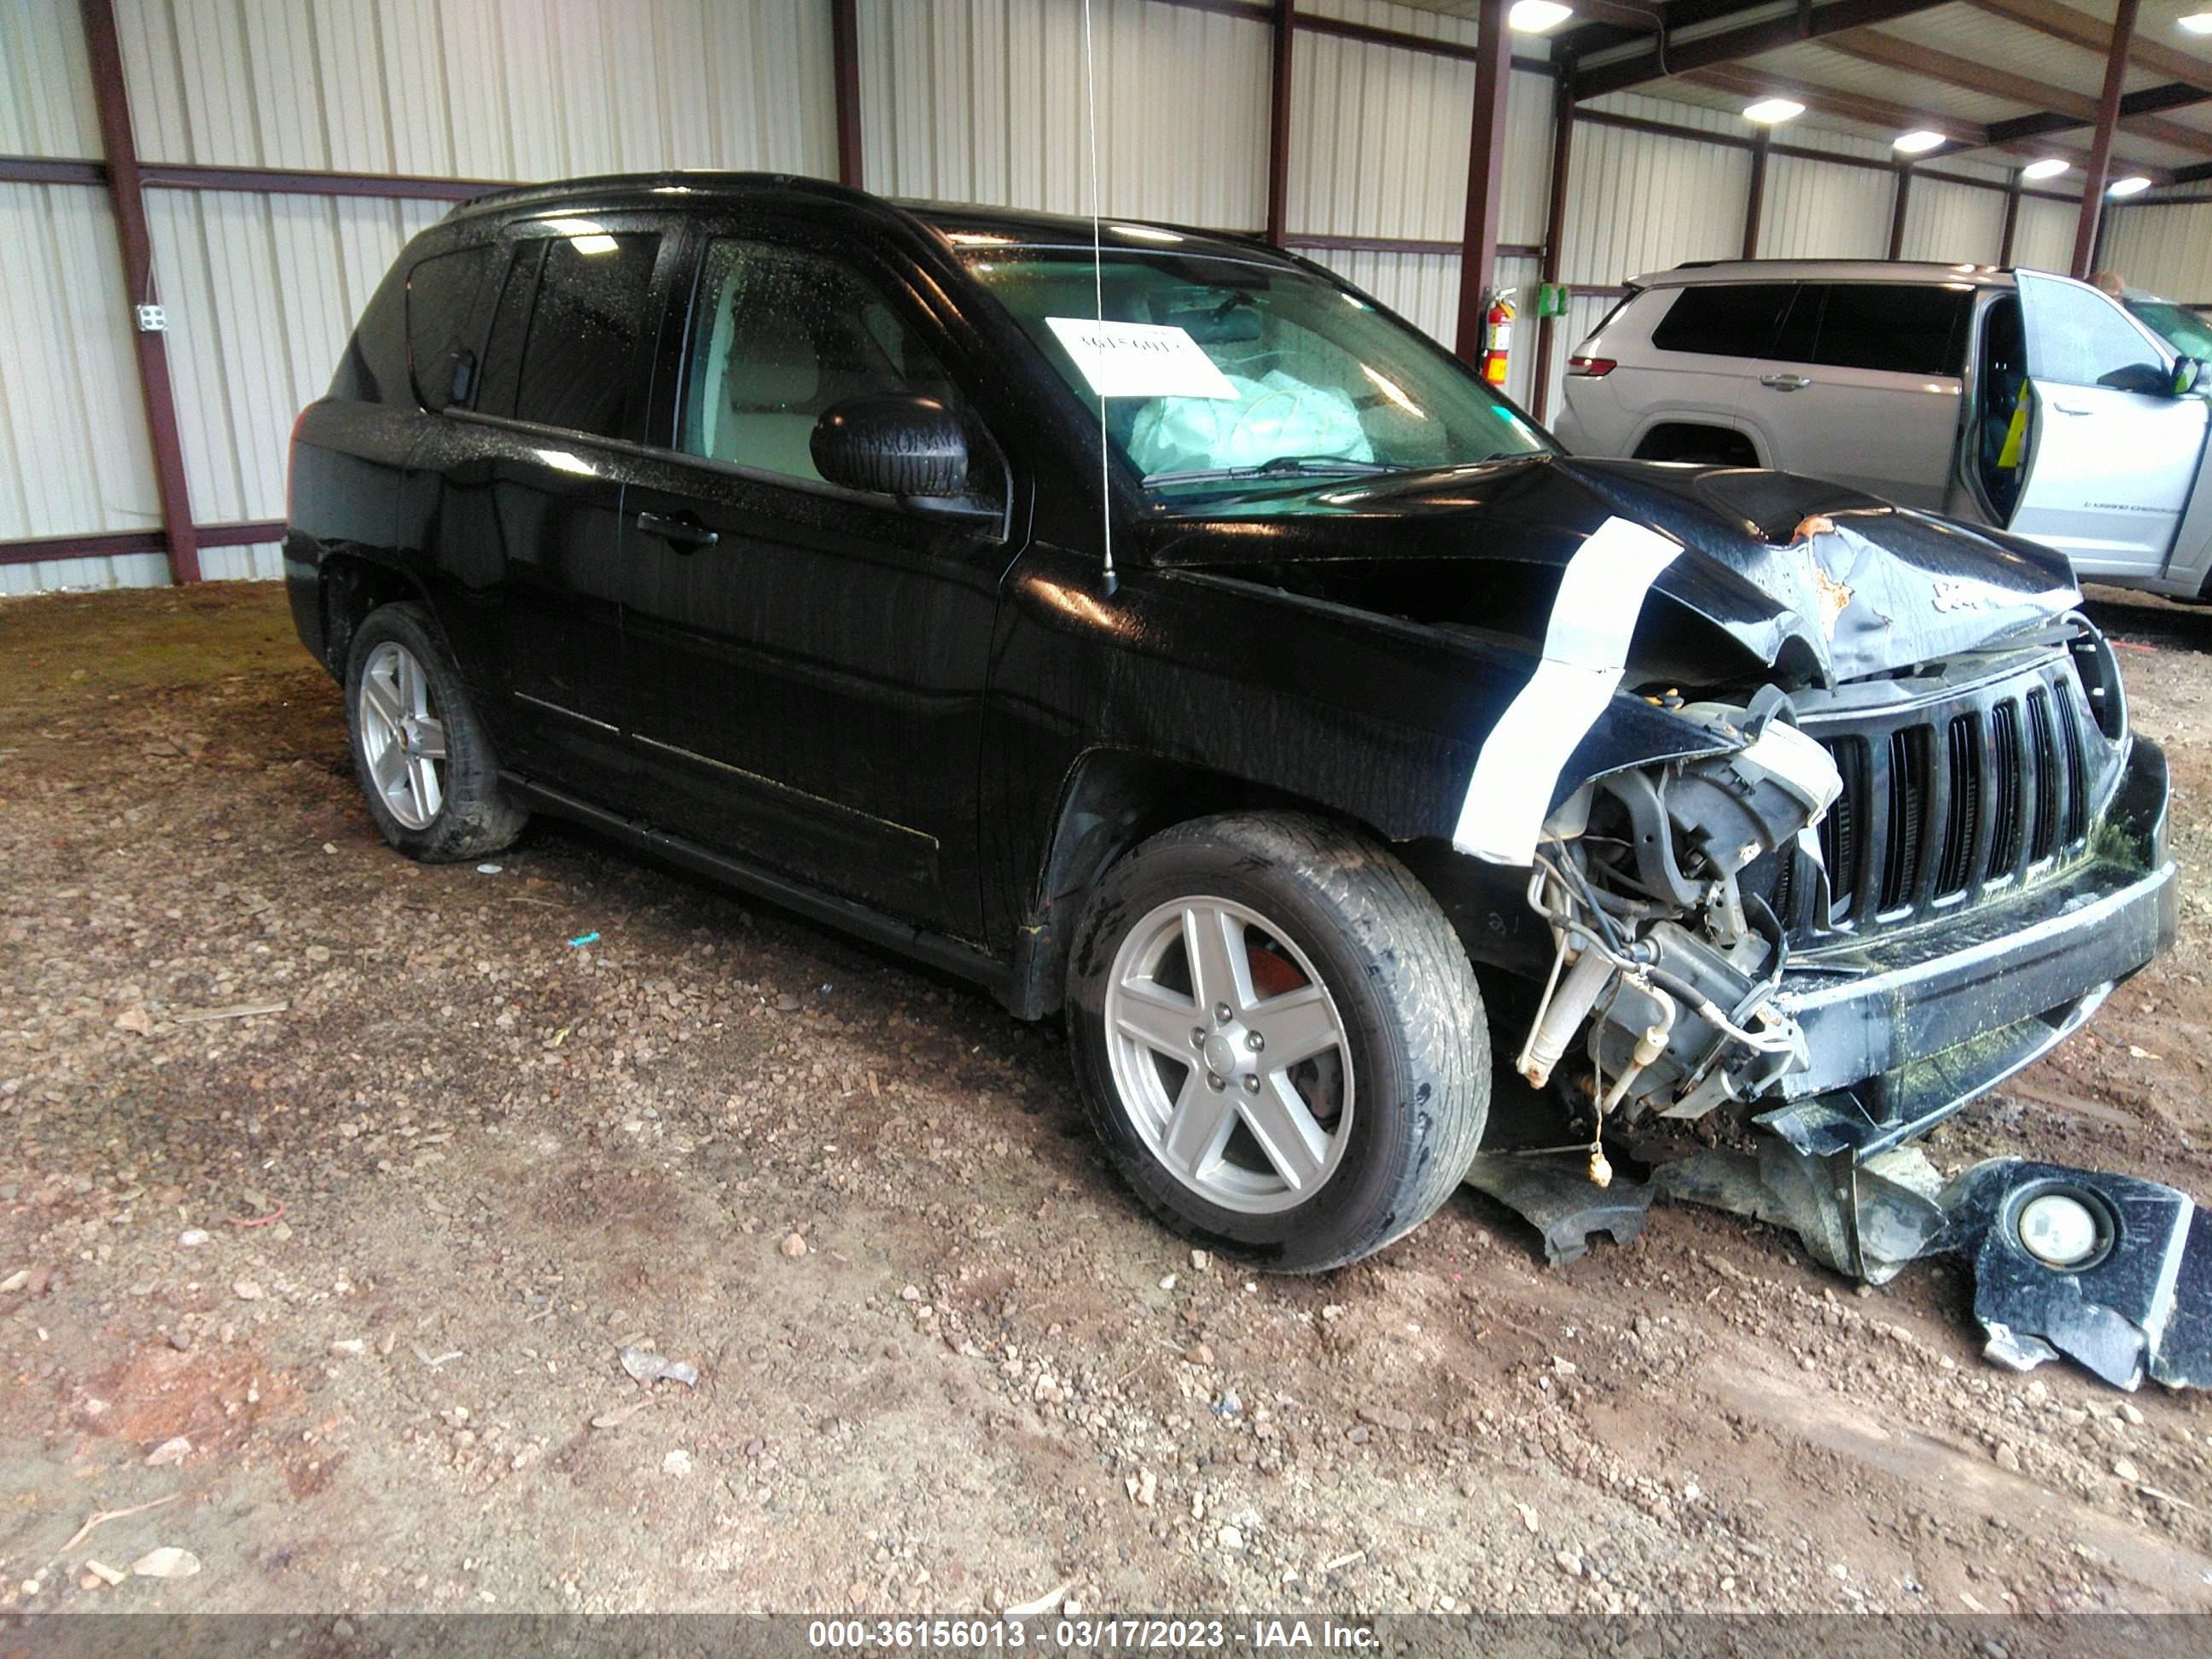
[1771,663,2099,941]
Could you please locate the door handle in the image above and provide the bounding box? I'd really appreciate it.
[635,510,719,550]
[1759,373,1813,391]
[2050,401,2093,416]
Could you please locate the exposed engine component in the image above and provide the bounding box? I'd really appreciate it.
[1516,688,1842,1136]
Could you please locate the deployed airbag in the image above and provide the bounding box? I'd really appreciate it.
[1128,370,1373,475]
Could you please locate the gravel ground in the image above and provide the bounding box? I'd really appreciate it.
[5,580,2212,1616]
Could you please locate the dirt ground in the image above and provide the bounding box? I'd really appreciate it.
[7,580,2212,1618]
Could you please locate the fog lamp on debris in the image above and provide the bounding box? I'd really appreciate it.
[2017,1190,2104,1269]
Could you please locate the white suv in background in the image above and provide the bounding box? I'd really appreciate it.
[1554,259,2212,598]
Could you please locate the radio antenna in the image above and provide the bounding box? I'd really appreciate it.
[1081,0,1116,595]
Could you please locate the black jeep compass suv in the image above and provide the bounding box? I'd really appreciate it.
[286,171,2174,1272]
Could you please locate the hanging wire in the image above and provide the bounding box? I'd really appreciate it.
[1080,0,1116,594]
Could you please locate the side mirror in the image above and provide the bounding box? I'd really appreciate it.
[2176,357,2207,398]
[810,394,969,500]
[2098,360,2181,396]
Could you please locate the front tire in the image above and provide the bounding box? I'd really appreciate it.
[1066,812,1489,1272]
[343,602,526,863]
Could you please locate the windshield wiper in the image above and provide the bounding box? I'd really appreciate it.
[1143,455,1409,486]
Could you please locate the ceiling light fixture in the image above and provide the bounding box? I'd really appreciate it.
[2179,11,2212,33]
[1893,130,1947,154]
[2108,175,2153,196]
[1509,0,1575,31]
[1743,97,1806,124]
[2021,158,2069,180]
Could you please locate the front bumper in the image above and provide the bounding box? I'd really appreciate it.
[1757,736,2176,1162]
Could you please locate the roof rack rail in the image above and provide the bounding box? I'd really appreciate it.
[449,169,875,221]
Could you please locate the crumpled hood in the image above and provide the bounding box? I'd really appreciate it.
[1142,455,2082,686]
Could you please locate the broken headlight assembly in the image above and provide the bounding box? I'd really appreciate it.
[1516,686,1842,1169]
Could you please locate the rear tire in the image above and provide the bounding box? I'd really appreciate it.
[1066,812,1489,1272]
[343,602,527,863]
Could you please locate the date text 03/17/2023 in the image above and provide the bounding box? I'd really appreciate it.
[806,1617,1382,1650]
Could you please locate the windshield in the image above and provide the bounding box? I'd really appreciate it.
[2127,296,2212,361]
[960,244,1551,494]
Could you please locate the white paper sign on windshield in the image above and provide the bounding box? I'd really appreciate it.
[1044,317,1241,400]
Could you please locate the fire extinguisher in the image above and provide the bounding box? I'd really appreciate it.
[1481,288,1516,387]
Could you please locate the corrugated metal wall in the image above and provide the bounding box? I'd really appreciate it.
[856,0,1268,227]
[114,0,834,177]
[1,0,99,155]
[1756,154,1891,261]
[2011,195,2078,276]
[8,0,2201,597]
[0,183,160,544]
[1563,103,1751,284]
[1897,175,2005,265]
[2104,202,2212,300]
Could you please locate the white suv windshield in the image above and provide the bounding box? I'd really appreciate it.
[961,244,1551,492]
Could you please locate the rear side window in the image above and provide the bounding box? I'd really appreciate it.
[1650,284,1795,358]
[405,245,498,411]
[1778,283,1971,376]
[487,230,661,438]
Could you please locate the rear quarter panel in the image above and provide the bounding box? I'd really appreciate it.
[283,398,422,673]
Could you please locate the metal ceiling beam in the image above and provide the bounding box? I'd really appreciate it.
[1683,63,1983,143]
[1828,27,2212,159]
[1986,103,2212,157]
[1571,0,1674,27]
[1556,0,1756,65]
[1575,0,1954,99]
[1686,62,2173,179]
[1829,26,2099,118]
[1965,0,2212,93]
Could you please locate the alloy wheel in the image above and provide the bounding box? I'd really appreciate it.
[358,639,448,830]
[1103,895,1355,1214]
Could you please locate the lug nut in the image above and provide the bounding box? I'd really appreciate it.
[1207,1072,1227,1091]
[1214,1002,1232,1024]
[1190,1027,1206,1049]
[1242,1074,1260,1093]
[1246,1032,1264,1053]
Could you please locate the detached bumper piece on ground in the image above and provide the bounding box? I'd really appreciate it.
[1468,1144,2212,1394]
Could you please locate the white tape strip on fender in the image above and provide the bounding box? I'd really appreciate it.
[1452,515,1684,866]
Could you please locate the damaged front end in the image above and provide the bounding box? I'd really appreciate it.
[1476,608,2188,1387]
[1514,684,1842,1157]
[1508,611,2171,1169]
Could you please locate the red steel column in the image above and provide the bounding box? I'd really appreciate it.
[1999,178,2023,265]
[1743,131,1771,260]
[2071,0,2138,277]
[1265,0,1295,246]
[1530,76,1575,424]
[1452,0,1513,363]
[1887,163,1912,260]
[831,0,864,189]
[79,0,200,585]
